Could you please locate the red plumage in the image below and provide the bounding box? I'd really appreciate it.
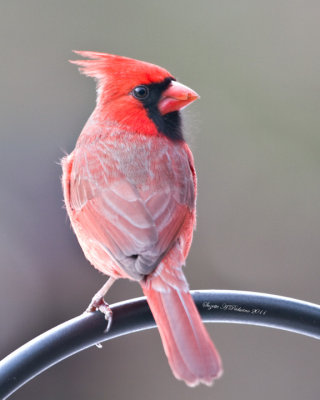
[62,51,222,386]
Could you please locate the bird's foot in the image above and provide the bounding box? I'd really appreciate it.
[85,296,113,332]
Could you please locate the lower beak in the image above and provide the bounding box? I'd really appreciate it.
[158,81,199,115]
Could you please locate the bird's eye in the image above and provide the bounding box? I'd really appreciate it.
[132,85,149,99]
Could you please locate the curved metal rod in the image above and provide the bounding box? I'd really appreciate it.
[1,290,320,399]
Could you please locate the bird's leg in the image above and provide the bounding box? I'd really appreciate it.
[85,276,116,332]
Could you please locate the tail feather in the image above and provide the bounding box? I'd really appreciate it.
[142,285,223,387]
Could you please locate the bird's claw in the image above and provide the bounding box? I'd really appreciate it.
[99,302,113,332]
[85,297,113,332]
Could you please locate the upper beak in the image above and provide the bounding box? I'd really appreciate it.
[158,80,200,115]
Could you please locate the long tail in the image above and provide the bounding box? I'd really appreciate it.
[142,284,223,387]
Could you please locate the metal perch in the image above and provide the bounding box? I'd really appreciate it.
[1,290,320,399]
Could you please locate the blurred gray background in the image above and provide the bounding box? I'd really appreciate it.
[1,1,319,399]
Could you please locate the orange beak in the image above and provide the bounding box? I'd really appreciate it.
[158,81,200,115]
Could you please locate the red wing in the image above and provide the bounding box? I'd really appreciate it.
[68,137,195,280]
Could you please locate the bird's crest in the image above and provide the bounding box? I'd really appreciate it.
[70,51,171,85]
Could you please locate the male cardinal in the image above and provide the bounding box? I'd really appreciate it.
[62,51,222,386]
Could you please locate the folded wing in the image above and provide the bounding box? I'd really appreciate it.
[68,134,195,280]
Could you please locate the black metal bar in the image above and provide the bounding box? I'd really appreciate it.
[0,290,319,399]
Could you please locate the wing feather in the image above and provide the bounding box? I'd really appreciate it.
[68,133,195,280]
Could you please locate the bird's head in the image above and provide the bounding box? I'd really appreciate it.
[70,51,199,140]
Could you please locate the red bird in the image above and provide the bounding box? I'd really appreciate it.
[62,51,222,386]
